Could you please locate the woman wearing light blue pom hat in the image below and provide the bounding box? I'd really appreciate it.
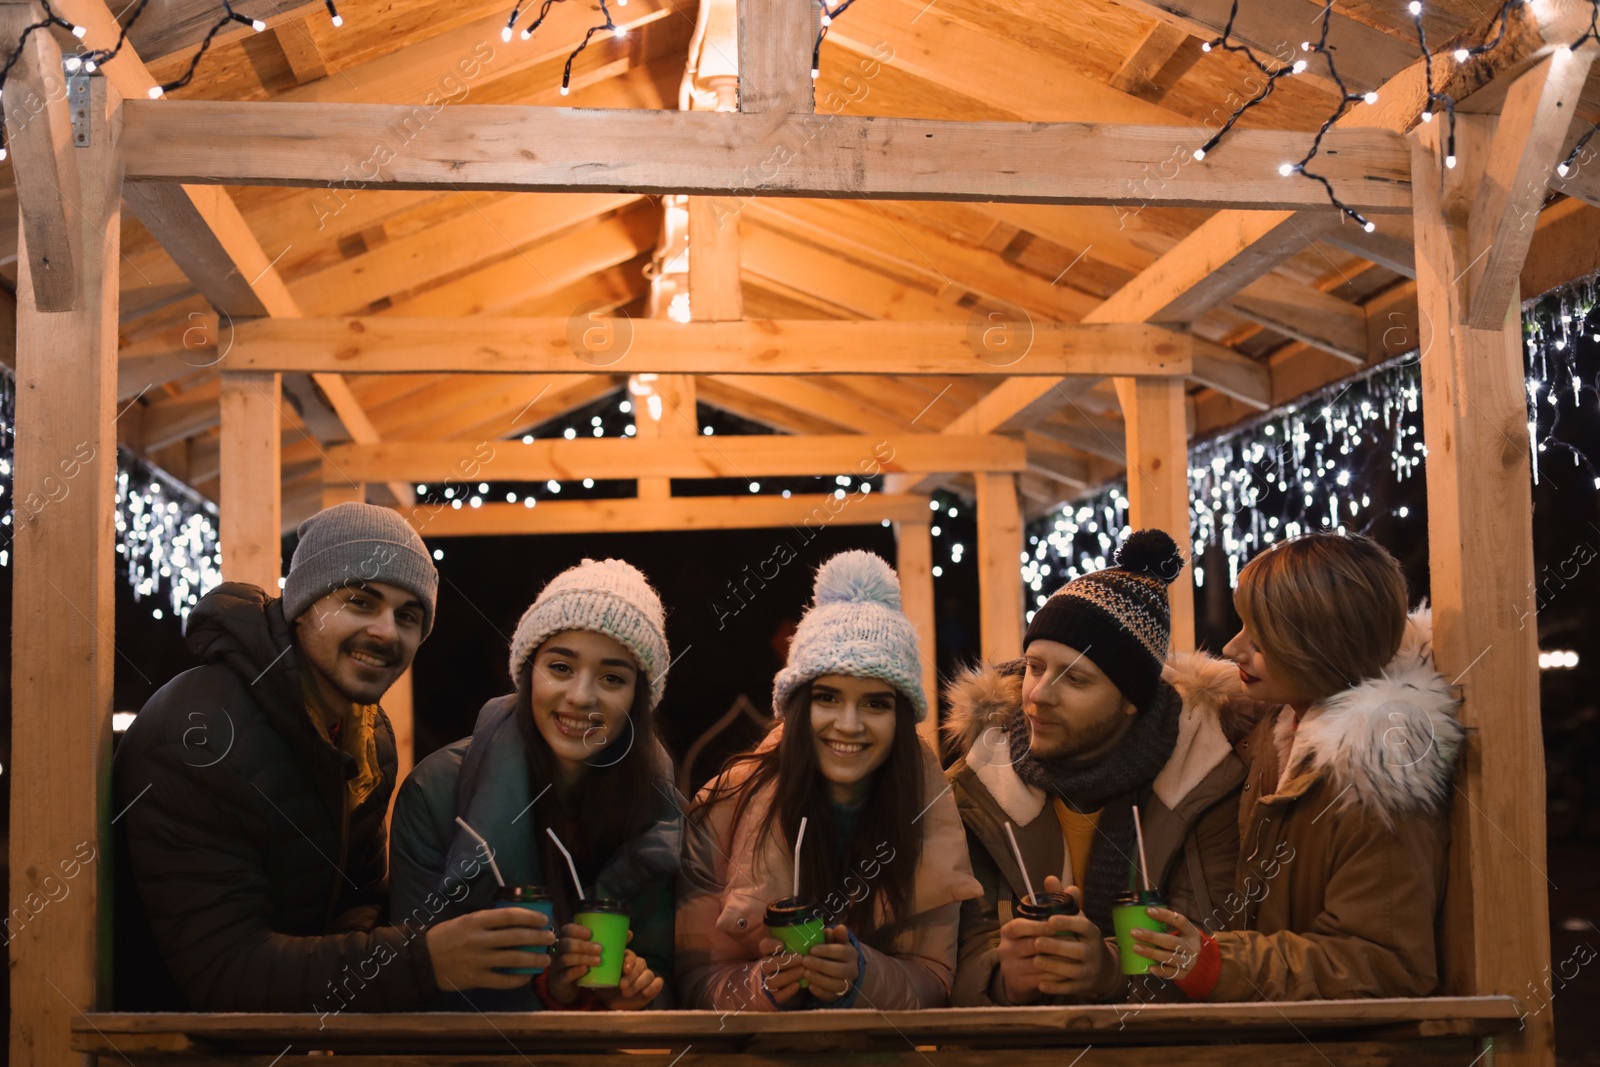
[675,551,981,1011]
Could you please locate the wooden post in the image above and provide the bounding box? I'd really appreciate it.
[387,667,415,784]
[895,516,938,746]
[1412,115,1551,1066]
[689,196,743,322]
[737,0,815,115]
[220,371,283,590]
[976,472,1023,661]
[8,69,121,1067]
[1116,376,1194,652]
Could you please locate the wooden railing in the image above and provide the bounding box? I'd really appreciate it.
[74,997,1521,1065]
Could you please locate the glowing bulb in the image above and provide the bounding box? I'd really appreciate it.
[331,14,343,26]
[521,27,532,38]
[148,85,165,98]
[501,25,512,40]
[1408,1,1421,14]
[1279,162,1295,176]
[1421,109,1433,122]
[1558,162,1571,177]
[1364,91,1378,105]
[1200,41,1211,52]
[1445,154,1457,169]
[251,19,266,31]
[559,84,569,95]
[613,23,625,36]
[1363,220,1376,233]
[820,13,831,24]
[1292,59,1307,73]
[84,59,96,72]
[1192,147,1206,161]
[64,56,81,71]
[71,23,86,37]
[811,67,820,79]
[0,147,8,162]
[1558,46,1573,59]
[1453,48,1470,62]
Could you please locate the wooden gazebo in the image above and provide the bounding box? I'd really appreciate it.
[7,0,1597,1063]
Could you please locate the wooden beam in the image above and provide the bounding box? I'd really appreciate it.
[8,71,118,1067]
[329,434,1024,483]
[895,517,938,744]
[1322,213,1417,278]
[1411,114,1549,1067]
[120,103,1414,212]
[738,0,813,114]
[975,472,1024,661]
[1229,272,1369,365]
[265,17,329,85]
[706,375,916,436]
[122,0,324,62]
[1116,0,1417,95]
[1465,48,1595,329]
[1189,338,1271,409]
[1109,20,1201,103]
[409,491,932,536]
[231,318,1194,377]
[689,197,743,321]
[1116,377,1194,652]
[0,1,83,311]
[220,371,283,589]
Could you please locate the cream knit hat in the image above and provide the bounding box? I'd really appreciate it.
[508,559,670,709]
[771,551,928,722]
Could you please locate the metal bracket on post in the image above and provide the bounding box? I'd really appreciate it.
[67,69,91,147]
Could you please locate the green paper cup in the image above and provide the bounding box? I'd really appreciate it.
[1113,889,1169,975]
[492,885,554,975]
[765,896,826,989]
[1016,891,1079,938]
[574,898,630,988]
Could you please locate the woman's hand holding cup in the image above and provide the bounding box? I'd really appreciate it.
[800,925,860,1004]
[594,942,663,1010]
[757,935,809,1005]
[545,922,605,1005]
[1128,906,1204,980]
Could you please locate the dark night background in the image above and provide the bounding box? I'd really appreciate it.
[1,313,1598,1058]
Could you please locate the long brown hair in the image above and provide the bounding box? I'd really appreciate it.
[513,653,660,913]
[693,681,925,948]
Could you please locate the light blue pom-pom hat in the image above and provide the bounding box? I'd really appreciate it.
[771,550,929,722]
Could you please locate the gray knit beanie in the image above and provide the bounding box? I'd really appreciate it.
[282,502,439,638]
[771,551,929,722]
[508,559,670,710]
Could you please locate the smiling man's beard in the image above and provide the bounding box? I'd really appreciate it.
[327,638,401,703]
[1027,704,1130,762]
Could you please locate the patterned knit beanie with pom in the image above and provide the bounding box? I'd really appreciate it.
[1023,528,1184,714]
[771,550,928,722]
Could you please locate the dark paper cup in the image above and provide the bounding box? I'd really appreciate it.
[1016,890,1079,938]
[492,885,554,975]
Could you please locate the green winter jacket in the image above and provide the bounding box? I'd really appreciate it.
[389,693,684,1010]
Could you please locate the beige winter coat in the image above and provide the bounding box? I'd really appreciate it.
[943,650,1262,1006]
[1204,609,1463,1000]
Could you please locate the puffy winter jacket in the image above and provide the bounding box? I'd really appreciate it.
[112,583,436,1013]
[390,693,684,1010]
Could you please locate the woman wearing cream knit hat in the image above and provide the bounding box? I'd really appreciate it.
[391,559,683,1012]
[675,551,981,1011]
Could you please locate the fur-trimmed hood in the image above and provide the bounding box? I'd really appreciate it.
[1271,606,1462,824]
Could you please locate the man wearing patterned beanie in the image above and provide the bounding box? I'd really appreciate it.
[944,530,1263,1006]
[114,502,544,1013]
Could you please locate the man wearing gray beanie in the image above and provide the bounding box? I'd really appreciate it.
[114,502,550,1014]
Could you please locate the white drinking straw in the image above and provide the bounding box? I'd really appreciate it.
[1132,804,1152,893]
[792,816,808,899]
[454,816,505,887]
[1003,821,1037,906]
[546,826,587,900]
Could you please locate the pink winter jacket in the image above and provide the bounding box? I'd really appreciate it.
[674,726,982,1011]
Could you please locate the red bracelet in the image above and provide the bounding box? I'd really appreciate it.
[1174,933,1222,1000]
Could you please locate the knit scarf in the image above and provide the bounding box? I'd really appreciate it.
[1006,680,1182,931]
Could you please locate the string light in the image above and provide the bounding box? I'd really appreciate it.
[812,0,859,81]
[511,0,623,95]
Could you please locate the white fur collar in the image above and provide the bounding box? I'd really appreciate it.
[965,730,1048,827]
[1271,607,1463,825]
